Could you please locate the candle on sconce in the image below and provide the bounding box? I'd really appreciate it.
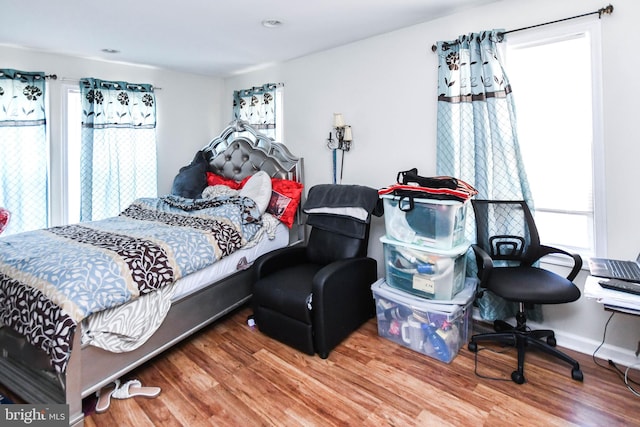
[343,126,353,141]
[333,113,345,128]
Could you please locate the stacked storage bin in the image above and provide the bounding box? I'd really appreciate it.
[371,194,475,363]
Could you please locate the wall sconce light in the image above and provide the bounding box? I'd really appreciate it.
[326,113,353,184]
[327,113,353,151]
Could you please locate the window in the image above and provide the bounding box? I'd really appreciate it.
[275,86,283,142]
[62,85,82,225]
[504,20,605,260]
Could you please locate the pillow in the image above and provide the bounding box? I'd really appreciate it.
[267,178,304,228]
[239,171,272,215]
[171,151,208,199]
[206,172,242,189]
[0,208,10,235]
[202,185,239,199]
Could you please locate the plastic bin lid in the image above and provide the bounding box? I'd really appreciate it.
[371,278,474,314]
[379,236,471,256]
[423,278,477,305]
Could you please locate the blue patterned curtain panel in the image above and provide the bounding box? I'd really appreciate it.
[79,78,158,221]
[435,29,532,204]
[0,69,48,235]
[434,31,539,321]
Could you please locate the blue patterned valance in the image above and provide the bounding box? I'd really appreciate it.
[232,83,279,132]
[436,30,510,103]
[0,69,46,126]
[79,78,156,129]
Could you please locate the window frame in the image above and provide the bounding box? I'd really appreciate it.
[60,83,74,226]
[504,19,606,263]
[52,83,82,227]
[275,85,284,142]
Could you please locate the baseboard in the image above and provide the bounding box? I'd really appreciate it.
[535,322,640,369]
[471,316,640,369]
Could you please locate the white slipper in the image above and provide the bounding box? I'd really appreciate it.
[95,379,120,413]
[112,379,161,399]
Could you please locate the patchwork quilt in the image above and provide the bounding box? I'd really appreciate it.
[0,194,263,374]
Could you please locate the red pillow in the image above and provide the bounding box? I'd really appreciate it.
[206,172,241,189]
[267,178,303,228]
[0,208,10,235]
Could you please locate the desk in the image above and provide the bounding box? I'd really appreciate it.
[584,276,640,315]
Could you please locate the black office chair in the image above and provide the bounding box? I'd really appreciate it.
[467,200,583,384]
[252,184,380,358]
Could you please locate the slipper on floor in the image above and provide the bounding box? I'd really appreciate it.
[112,379,161,399]
[95,379,120,413]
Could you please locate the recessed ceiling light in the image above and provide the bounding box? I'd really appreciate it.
[101,48,120,54]
[262,19,283,28]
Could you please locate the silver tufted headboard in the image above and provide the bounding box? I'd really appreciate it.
[203,120,302,183]
[202,120,305,244]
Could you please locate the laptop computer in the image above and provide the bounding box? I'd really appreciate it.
[588,253,640,282]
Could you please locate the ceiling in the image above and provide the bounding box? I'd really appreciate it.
[0,0,497,78]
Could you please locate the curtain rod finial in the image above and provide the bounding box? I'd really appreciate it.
[431,44,437,53]
[599,4,614,17]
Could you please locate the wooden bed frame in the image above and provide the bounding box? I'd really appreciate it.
[0,120,304,426]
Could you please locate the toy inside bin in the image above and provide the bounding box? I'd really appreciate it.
[381,194,468,249]
[371,279,474,363]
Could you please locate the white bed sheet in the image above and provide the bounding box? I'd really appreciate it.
[171,221,289,301]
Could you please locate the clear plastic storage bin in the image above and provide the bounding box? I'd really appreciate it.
[381,236,468,300]
[381,194,468,250]
[371,278,474,363]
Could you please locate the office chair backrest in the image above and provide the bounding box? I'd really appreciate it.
[472,200,541,266]
[306,226,370,265]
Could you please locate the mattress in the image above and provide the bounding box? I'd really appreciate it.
[171,220,289,301]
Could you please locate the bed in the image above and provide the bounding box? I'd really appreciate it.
[0,120,304,426]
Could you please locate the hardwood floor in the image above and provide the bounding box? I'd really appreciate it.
[4,305,640,426]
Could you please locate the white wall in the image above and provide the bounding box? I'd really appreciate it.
[223,0,640,365]
[0,45,224,197]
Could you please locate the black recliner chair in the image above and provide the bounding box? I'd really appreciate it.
[252,184,381,358]
[467,200,583,384]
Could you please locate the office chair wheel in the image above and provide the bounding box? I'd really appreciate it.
[468,341,478,352]
[547,336,557,347]
[511,371,526,384]
[572,368,584,382]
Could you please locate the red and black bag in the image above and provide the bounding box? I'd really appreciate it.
[378,168,478,207]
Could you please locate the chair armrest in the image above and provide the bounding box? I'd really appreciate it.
[471,244,493,285]
[537,245,583,281]
[312,257,377,298]
[253,245,309,280]
[311,257,378,356]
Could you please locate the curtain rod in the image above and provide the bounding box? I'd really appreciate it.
[431,3,614,52]
[44,73,162,90]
